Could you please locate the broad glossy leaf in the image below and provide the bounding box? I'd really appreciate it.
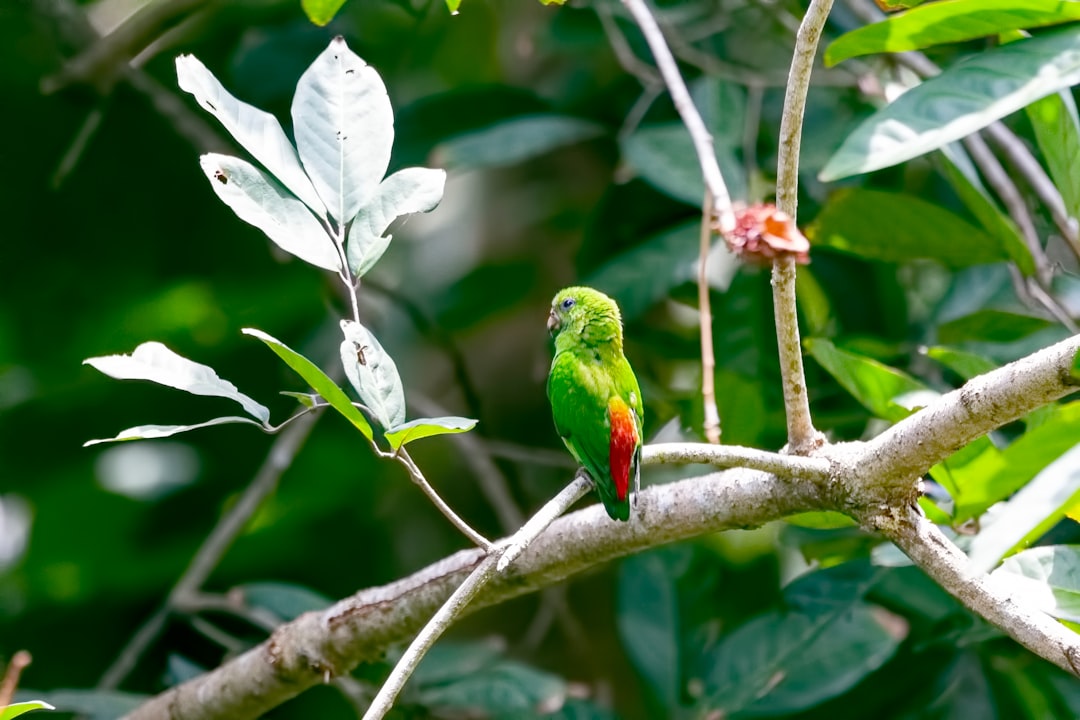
[622,123,745,206]
[808,189,1010,267]
[346,167,446,276]
[239,581,332,620]
[821,26,1080,181]
[994,545,1080,622]
[937,142,1035,275]
[417,659,566,716]
[84,417,264,447]
[199,154,341,271]
[384,416,477,450]
[436,115,604,169]
[938,309,1054,344]
[1027,89,1080,219]
[825,0,1080,66]
[0,702,54,719]
[301,0,347,26]
[84,342,269,422]
[243,328,373,440]
[293,37,393,224]
[340,320,405,430]
[617,552,681,706]
[924,346,998,379]
[804,338,933,422]
[968,443,1080,572]
[175,55,326,215]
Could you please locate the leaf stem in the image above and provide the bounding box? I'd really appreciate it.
[396,448,493,550]
[698,192,721,444]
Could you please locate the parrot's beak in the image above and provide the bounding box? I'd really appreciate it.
[547,309,560,335]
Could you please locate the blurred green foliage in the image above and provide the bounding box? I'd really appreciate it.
[4,0,1080,718]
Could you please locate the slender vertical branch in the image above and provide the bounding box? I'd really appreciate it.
[698,192,721,444]
[361,476,592,720]
[772,0,832,453]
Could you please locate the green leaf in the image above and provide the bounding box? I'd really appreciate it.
[804,338,934,422]
[993,545,1080,623]
[31,691,146,720]
[165,654,206,686]
[198,154,341,271]
[412,642,504,688]
[243,327,373,440]
[83,342,269,422]
[924,346,999,379]
[346,167,446,276]
[937,142,1036,275]
[293,37,393,225]
[1026,89,1080,219]
[239,581,332,620]
[622,123,744,205]
[384,416,477,450]
[175,54,326,216]
[0,702,54,719]
[825,0,1080,66]
[968,443,1080,572]
[938,309,1054,344]
[301,0,348,26]
[435,115,604,169]
[445,0,461,11]
[1073,347,1080,380]
[808,189,1011,267]
[339,320,405,431]
[784,511,857,529]
[84,417,265,446]
[617,552,681,706]
[821,25,1080,181]
[416,659,566,717]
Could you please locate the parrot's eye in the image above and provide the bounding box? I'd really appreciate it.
[561,297,576,310]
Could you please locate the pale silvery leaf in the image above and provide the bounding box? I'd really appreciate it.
[176,54,326,217]
[84,418,264,447]
[199,154,341,271]
[293,37,393,225]
[84,342,270,423]
[339,320,405,430]
[346,167,446,276]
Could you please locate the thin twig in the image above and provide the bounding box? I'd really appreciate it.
[698,192,721,443]
[395,448,493,550]
[771,0,832,453]
[0,650,32,707]
[98,410,322,689]
[361,476,592,720]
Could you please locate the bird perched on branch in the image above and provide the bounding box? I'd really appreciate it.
[546,286,644,521]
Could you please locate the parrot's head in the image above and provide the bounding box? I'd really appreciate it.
[548,286,623,348]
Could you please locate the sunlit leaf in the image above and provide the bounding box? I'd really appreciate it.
[301,0,348,26]
[384,416,477,450]
[340,320,405,431]
[436,115,604,169]
[994,545,1080,623]
[198,154,341,271]
[826,0,1080,66]
[821,26,1080,181]
[808,189,1011,267]
[346,167,446,276]
[84,417,264,446]
[924,346,998,380]
[293,37,393,224]
[1026,89,1080,220]
[968,443,1080,572]
[0,701,54,719]
[243,327,373,440]
[175,54,326,216]
[84,342,269,423]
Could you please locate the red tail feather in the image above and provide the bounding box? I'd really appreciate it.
[608,396,639,502]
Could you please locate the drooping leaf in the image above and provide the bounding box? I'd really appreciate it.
[293,37,393,225]
[993,545,1080,623]
[617,552,681,706]
[937,142,1036,275]
[804,338,934,422]
[0,702,54,719]
[346,167,446,276]
[968,443,1080,573]
[384,416,477,450]
[821,26,1080,181]
[339,320,405,431]
[243,328,373,440]
[1026,89,1080,220]
[301,0,348,26]
[825,0,1080,66]
[198,154,341,271]
[84,417,265,447]
[435,115,604,169]
[808,189,1011,267]
[239,581,332,621]
[83,342,269,423]
[175,55,326,215]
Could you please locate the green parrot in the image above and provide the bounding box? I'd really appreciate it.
[546,286,644,521]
